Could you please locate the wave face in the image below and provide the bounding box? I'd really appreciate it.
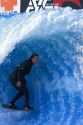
[0,7,83,125]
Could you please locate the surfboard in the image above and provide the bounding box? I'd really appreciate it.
[1,104,34,112]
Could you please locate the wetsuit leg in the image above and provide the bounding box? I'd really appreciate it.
[9,74,30,107]
[9,79,29,107]
[10,92,24,104]
[22,84,29,107]
[10,83,29,107]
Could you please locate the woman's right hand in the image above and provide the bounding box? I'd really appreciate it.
[17,81,21,87]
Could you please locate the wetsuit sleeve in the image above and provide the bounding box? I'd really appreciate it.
[17,68,23,82]
[20,60,31,74]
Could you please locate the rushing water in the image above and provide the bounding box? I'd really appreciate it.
[0,7,83,125]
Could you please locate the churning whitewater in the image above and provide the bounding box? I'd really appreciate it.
[0,7,83,125]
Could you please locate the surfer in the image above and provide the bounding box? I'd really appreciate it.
[9,53,39,110]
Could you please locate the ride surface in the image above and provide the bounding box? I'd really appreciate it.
[0,7,83,125]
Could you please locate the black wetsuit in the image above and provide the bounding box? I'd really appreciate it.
[9,58,33,107]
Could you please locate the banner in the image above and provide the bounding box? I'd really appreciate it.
[0,0,83,14]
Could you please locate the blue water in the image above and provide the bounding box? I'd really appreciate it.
[0,7,83,125]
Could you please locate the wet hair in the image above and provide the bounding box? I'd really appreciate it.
[30,53,39,59]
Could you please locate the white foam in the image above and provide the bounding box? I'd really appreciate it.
[0,8,83,63]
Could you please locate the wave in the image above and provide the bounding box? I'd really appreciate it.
[0,7,83,125]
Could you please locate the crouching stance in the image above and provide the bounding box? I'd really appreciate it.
[9,53,39,110]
